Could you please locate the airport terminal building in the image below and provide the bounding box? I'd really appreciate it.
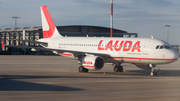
[0,25,137,54]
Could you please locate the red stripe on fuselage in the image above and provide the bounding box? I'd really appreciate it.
[110,57,178,61]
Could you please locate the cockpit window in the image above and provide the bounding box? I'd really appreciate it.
[164,45,171,49]
[156,45,171,49]
[156,45,159,49]
[160,45,164,49]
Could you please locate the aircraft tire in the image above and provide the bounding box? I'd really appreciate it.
[118,66,123,72]
[79,66,89,73]
[149,72,157,77]
[84,68,89,73]
[153,72,157,76]
[79,66,84,73]
[114,66,119,72]
[114,66,123,72]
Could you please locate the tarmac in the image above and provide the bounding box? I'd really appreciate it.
[0,55,180,101]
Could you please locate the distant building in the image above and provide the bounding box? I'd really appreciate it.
[54,25,137,37]
[172,45,180,56]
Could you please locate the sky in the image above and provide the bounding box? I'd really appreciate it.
[0,0,180,45]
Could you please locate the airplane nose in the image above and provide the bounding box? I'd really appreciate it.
[169,50,179,61]
[174,51,179,60]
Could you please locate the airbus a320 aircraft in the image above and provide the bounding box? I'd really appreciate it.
[6,6,179,76]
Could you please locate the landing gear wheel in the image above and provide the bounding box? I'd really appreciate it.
[79,66,84,73]
[84,68,89,73]
[79,66,89,73]
[150,72,157,77]
[114,66,119,72]
[118,66,123,72]
[114,65,123,72]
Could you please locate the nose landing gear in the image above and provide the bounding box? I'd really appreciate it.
[149,64,157,76]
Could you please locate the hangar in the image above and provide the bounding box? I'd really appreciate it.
[0,25,137,54]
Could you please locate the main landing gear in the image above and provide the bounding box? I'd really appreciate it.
[79,66,89,73]
[149,64,157,76]
[114,64,123,72]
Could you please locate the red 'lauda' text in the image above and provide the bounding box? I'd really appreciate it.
[98,40,141,52]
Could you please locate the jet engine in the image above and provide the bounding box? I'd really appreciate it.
[82,56,104,70]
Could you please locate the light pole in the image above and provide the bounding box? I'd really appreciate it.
[165,25,170,43]
[12,16,20,54]
[110,0,113,37]
[12,16,20,44]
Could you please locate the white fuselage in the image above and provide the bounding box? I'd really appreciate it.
[39,37,179,65]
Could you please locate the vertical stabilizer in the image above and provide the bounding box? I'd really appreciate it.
[40,6,63,38]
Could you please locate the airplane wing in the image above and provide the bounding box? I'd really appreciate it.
[5,40,109,57]
[5,44,111,59]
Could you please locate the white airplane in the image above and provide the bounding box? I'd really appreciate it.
[6,6,179,76]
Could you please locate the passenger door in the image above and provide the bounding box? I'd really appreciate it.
[142,41,150,55]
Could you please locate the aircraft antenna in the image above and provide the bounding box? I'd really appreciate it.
[151,35,154,39]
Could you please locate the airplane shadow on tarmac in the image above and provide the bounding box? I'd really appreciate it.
[89,69,180,77]
[0,75,82,91]
[125,70,180,77]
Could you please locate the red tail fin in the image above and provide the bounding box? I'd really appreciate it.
[40,6,62,38]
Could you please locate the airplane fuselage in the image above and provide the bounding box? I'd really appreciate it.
[39,37,179,65]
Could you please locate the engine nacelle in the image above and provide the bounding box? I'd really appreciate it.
[82,56,104,70]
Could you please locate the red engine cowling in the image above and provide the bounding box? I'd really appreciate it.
[82,56,104,70]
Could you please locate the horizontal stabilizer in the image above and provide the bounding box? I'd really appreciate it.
[12,39,48,44]
[5,45,52,52]
[5,45,38,49]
